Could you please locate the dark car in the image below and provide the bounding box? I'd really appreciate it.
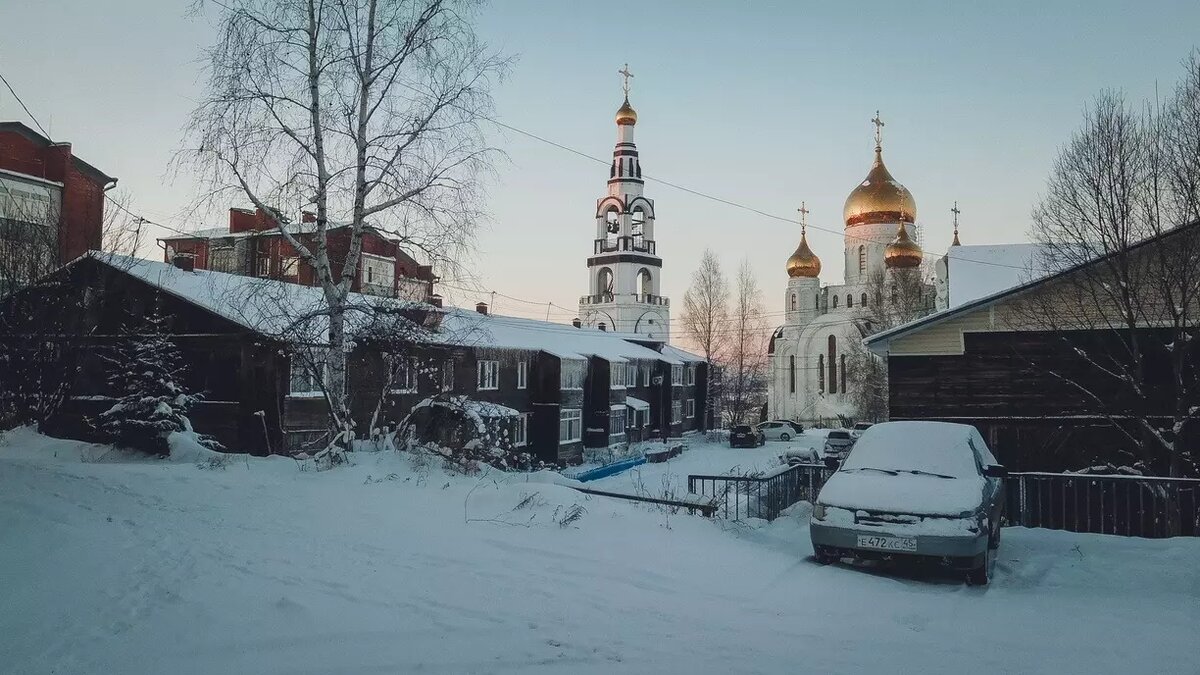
[729,425,765,448]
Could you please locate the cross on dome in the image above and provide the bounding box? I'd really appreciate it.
[951,201,962,246]
[618,63,634,97]
[797,201,809,232]
[871,110,885,148]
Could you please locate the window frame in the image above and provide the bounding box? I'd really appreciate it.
[671,364,683,386]
[559,408,583,444]
[477,360,499,391]
[609,408,626,436]
[686,398,695,419]
[514,413,530,447]
[610,361,626,388]
[671,400,682,424]
[390,356,420,394]
[560,359,586,390]
[516,360,528,390]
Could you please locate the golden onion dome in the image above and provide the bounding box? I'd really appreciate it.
[843,146,917,227]
[884,221,923,269]
[786,228,821,278]
[616,97,638,126]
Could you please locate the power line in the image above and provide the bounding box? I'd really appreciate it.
[0,72,50,138]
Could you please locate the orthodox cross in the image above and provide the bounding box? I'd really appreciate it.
[797,201,809,233]
[871,110,885,146]
[618,63,634,97]
[951,201,961,228]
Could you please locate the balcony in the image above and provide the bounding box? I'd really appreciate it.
[579,293,669,307]
[593,237,656,255]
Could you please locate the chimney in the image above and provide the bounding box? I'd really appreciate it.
[301,211,316,223]
[171,253,195,272]
[572,318,582,328]
[429,294,444,308]
[475,301,488,315]
[598,322,607,331]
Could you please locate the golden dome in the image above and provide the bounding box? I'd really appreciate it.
[884,221,923,269]
[786,228,821,278]
[616,97,638,126]
[843,146,917,227]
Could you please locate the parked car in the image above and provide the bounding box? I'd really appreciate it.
[756,420,803,442]
[849,422,874,439]
[809,421,1007,585]
[729,425,765,448]
[781,446,821,465]
[822,430,855,460]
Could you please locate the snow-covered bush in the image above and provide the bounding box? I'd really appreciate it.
[399,395,556,473]
[93,313,223,456]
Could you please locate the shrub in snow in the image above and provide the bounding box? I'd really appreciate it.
[93,314,224,456]
[399,395,558,473]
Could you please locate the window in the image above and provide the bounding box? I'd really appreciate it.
[210,247,237,273]
[514,413,530,447]
[840,354,847,393]
[626,363,637,386]
[671,364,683,385]
[256,255,270,277]
[828,335,838,394]
[671,401,682,424]
[281,256,300,278]
[861,292,867,307]
[559,409,582,443]
[818,354,825,392]
[638,268,653,297]
[517,361,528,389]
[289,350,326,396]
[685,366,695,386]
[833,295,839,308]
[610,362,626,388]
[477,360,499,390]
[789,355,796,393]
[790,293,797,311]
[815,293,820,309]
[390,357,419,393]
[686,399,695,418]
[441,359,455,392]
[846,294,853,308]
[642,364,651,386]
[596,267,614,299]
[858,245,866,275]
[560,360,585,389]
[361,254,395,296]
[610,408,626,435]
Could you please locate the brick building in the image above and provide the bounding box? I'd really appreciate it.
[160,207,437,301]
[0,121,116,291]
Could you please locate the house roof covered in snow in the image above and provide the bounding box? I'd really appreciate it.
[940,243,1049,309]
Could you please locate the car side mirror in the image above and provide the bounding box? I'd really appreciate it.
[823,456,840,470]
[984,465,1007,478]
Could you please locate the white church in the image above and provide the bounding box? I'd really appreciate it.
[767,117,937,423]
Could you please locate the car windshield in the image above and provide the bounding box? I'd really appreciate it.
[828,431,850,439]
[839,422,981,479]
[853,423,872,430]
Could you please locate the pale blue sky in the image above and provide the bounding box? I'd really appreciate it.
[2,0,1198,327]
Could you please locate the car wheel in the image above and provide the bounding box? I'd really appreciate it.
[966,547,995,586]
[989,523,1001,550]
[813,546,837,565]
[780,433,791,442]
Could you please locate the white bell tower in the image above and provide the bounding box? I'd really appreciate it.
[579,64,670,340]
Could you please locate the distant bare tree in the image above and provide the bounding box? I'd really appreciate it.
[680,248,728,429]
[184,0,508,461]
[1017,53,1200,477]
[723,258,768,426]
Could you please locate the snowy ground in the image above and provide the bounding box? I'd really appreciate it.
[2,428,1198,675]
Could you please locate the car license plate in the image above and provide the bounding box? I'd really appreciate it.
[857,535,917,552]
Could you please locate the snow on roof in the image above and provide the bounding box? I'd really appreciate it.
[659,344,706,364]
[942,243,1048,309]
[624,396,649,411]
[437,309,683,364]
[159,220,380,242]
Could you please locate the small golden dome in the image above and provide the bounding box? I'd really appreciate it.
[884,221,923,269]
[616,97,638,126]
[786,228,821,278]
[843,146,917,227]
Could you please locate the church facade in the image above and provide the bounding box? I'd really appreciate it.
[578,74,670,341]
[767,119,934,424]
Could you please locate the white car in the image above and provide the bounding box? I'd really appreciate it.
[849,422,874,440]
[756,420,803,442]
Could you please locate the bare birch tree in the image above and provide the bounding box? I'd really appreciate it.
[184,0,507,459]
[723,258,768,426]
[680,248,728,430]
[1017,53,1200,476]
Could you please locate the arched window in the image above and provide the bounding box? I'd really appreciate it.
[597,267,614,300]
[861,292,868,307]
[891,286,898,304]
[846,294,853,308]
[638,268,653,297]
[815,293,820,309]
[631,207,646,236]
[818,354,825,392]
[828,335,838,394]
[833,295,839,308]
[840,354,847,393]
[789,355,796,393]
[790,293,797,311]
[858,245,866,275]
[604,209,619,235]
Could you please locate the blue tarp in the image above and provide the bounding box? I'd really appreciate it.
[571,456,646,483]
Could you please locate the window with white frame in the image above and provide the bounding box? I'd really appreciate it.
[560,360,585,389]
[685,365,695,386]
[289,350,326,396]
[280,256,300,278]
[210,247,237,273]
[671,365,683,386]
[361,254,395,296]
[516,360,528,389]
[643,364,651,386]
[626,363,637,387]
[610,408,626,435]
[559,408,582,443]
[477,360,499,390]
[671,400,682,423]
[390,356,419,393]
[256,255,270,277]
[441,359,455,392]
[514,413,530,447]
[686,398,695,418]
[610,362,625,388]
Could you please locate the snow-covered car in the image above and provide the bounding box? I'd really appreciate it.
[729,425,765,448]
[781,446,821,465]
[822,430,855,460]
[849,422,874,439]
[756,420,803,442]
[809,421,1007,585]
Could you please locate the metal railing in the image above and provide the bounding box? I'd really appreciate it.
[1005,472,1200,538]
[592,237,656,255]
[688,463,834,521]
[574,486,716,517]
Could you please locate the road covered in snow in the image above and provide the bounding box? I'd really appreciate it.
[2,429,1197,674]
